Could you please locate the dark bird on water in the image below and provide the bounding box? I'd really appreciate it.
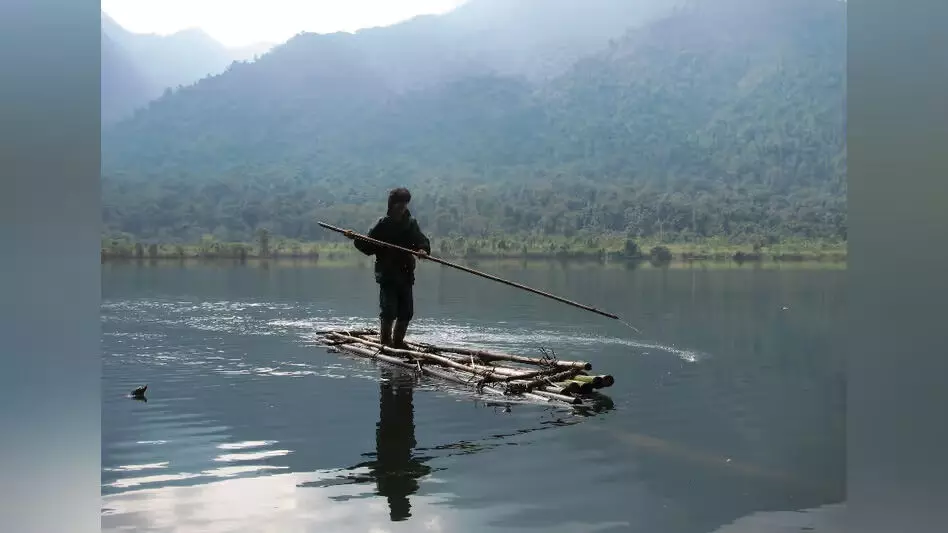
[131,385,147,399]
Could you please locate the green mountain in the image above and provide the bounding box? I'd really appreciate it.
[101,0,846,246]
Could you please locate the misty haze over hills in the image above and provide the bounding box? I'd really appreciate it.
[347,0,675,92]
[100,12,274,123]
[101,32,154,125]
[100,0,846,251]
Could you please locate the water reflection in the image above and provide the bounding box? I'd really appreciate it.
[297,368,434,520]
[298,367,617,523]
[102,262,844,532]
[353,369,432,521]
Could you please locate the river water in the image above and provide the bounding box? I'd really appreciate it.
[101,260,845,532]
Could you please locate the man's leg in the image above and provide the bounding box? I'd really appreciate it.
[391,284,414,349]
[378,284,397,346]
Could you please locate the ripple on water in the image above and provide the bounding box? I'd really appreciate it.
[104,297,646,481]
[103,431,287,494]
[103,462,169,473]
[285,317,707,363]
[103,299,299,336]
[214,449,292,463]
[216,440,279,450]
[106,472,204,490]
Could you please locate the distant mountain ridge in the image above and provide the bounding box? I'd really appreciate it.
[100,12,275,123]
[101,0,846,246]
[100,32,154,125]
[345,0,674,92]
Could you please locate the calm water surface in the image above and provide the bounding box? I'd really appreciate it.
[101,260,845,533]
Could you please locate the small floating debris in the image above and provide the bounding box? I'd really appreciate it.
[315,329,615,407]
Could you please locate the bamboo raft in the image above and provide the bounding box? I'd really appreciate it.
[315,328,615,407]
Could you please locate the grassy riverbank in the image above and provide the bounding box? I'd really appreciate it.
[101,234,846,265]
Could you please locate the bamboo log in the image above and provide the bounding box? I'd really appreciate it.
[563,380,594,394]
[316,328,377,336]
[521,367,583,389]
[344,333,596,381]
[437,355,577,383]
[437,355,579,387]
[328,337,512,398]
[572,374,614,388]
[437,359,560,383]
[430,367,556,404]
[466,369,584,399]
[539,384,570,395]
[459,367,583,394]
[442,370,580,396]
[550,381,581,394]
[541,380,600,395]
[406,340,592,371]
[458,362,535,378]
[411,350,511,381]
[498,366,574,383]
[570,374,605,388]
[322,331,600,404]
[329,338,416,370]
[419,351,533,376]
[325,334,568,404]
[444,369,568,404]
[419,360,577,404]
[353,335,591,376]
[422,354,578,388]
[540,382,594,397]
[531,389,582,405]
[420,366,504,396]
[330,333,512,382]
[424,367,562,404]
[335,333,573,388]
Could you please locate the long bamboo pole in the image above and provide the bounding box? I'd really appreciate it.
[318,221,620,321]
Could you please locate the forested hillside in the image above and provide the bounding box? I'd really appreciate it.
[101,0,846,250]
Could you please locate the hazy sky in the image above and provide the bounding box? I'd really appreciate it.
[101,0,468,48]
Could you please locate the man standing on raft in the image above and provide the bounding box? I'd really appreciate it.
[344,187,431,349]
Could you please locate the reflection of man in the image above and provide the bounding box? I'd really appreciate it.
[374,370,428,521]
[345,187,430,349]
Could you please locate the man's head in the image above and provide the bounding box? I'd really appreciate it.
[387,187,411,218]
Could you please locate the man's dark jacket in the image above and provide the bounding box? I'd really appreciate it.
[354,210,431,286]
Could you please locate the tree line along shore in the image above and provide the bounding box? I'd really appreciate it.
[100,231,846,265]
